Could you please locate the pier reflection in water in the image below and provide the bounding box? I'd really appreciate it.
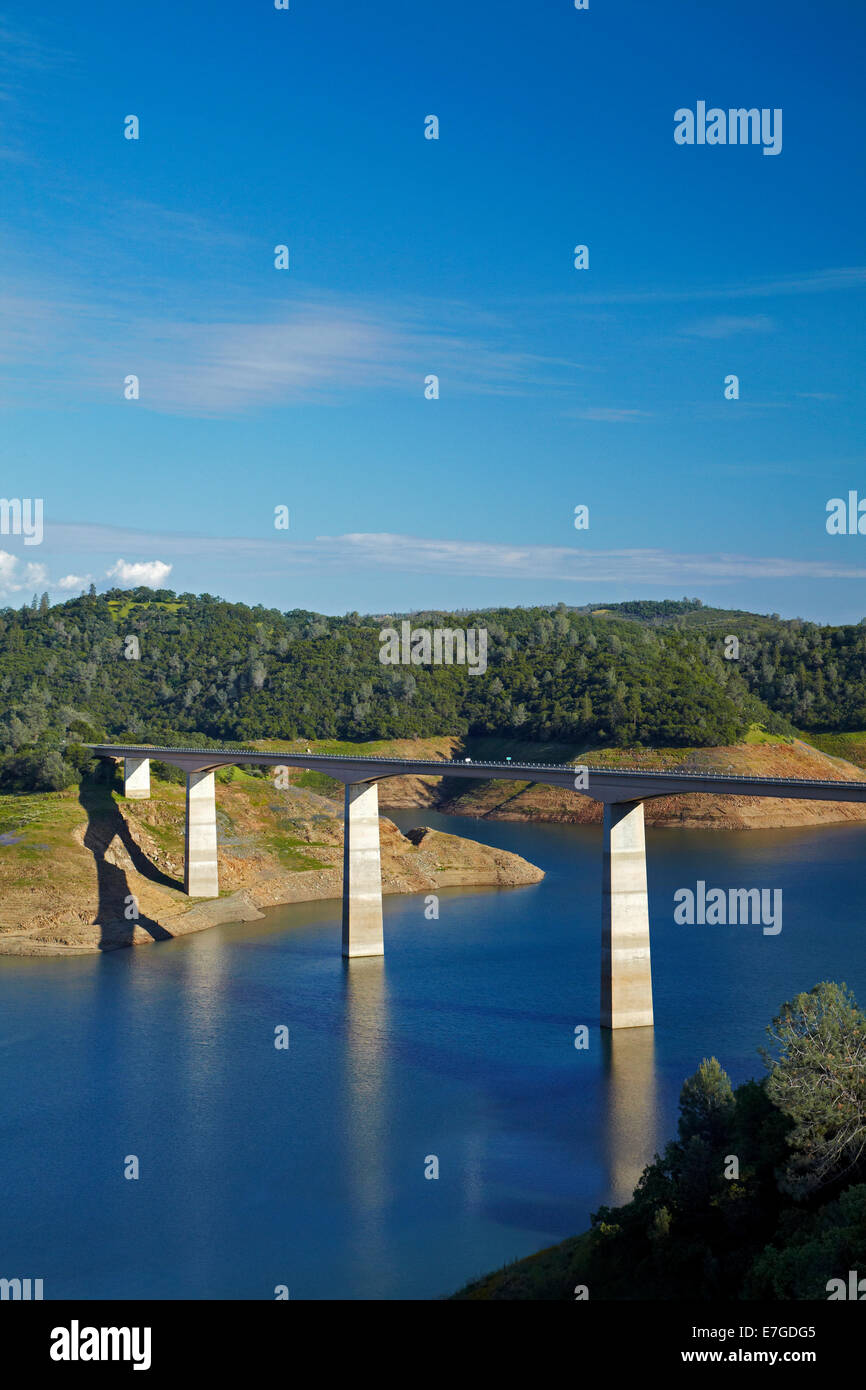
[601,1027,659,1208]
[342,956,389,1270]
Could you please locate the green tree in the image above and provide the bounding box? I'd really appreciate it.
[678,1057,736,1147]
[762,982,866,1196]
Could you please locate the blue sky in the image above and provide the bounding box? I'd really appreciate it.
[1,0,865,620]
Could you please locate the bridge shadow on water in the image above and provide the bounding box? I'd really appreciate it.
[78,770,179,950]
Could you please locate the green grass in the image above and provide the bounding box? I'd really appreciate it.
[290,770,343,795]
[801,730,866,770]
[138,817,184,855]
[215,766,263,787]
[743,722,794,745]
[266,833,326,871]
[0,790,80,842]
[0,795,52,835]
[255,736,442,757]
[106,599,186,622]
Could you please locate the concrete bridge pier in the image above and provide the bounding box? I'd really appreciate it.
[342,781,384,958]
[184,770,220,898]
[601,800,654,1029]
[123,756,150,799]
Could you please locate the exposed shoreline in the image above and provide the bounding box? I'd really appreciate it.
[378,737,866,831]
[0,786,544,958]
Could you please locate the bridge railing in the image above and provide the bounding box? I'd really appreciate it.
[83,744,866,789]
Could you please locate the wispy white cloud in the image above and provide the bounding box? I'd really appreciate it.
[0,18,62,98]
[567,407,653,423]
[554,266,866,308]
[0,289,587,415]
[25,523,866,589]
[680,314,775,339]
[0,19,66,162]
[320,533,866,584]
[113,200,251,251]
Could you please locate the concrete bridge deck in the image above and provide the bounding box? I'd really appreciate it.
[84,742,866,803]
[84,743,866,1031]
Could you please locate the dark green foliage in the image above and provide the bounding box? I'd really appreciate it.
[745,1185,866,1299]
[0,590,804,781]
[0,746,79,792]
[678,1057,735,1147]
[1,590,864,792]
[762,982,866,1197]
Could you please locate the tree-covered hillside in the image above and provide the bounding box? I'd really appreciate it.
[0,590,863,790]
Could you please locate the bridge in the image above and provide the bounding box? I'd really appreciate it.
[86,743,866,1030]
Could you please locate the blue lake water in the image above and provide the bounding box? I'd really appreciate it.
[1,811,864,1300]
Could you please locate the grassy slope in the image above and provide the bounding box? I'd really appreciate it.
[0,766,335,940]
[804,730,866,771]
[451,1233,593,1300]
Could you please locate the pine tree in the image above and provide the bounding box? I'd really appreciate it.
[678,1057,735,1147]
[762,982,866,1195]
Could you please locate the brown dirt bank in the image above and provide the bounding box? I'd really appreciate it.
[0,770,542,958]
[381,738,866,831]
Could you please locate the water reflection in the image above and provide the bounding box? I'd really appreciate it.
[341,957,389,1267]
[600,1026,659,1206]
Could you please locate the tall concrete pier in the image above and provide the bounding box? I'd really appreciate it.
[184,770,220,898]
[342,781,384,958]
[123,756,150,799]
[601,801,654,1028]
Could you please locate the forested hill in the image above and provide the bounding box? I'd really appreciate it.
[1,590,865,789]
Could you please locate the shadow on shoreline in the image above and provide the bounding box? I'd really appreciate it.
[78,771,180,950]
